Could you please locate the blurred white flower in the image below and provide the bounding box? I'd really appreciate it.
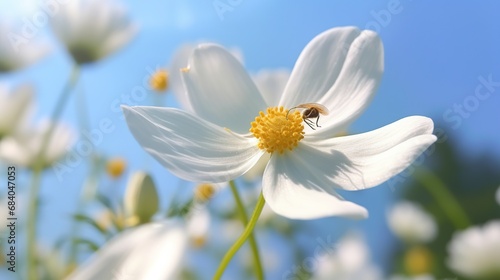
[447,220,500,279]
[186,207,211,248]
[123,27,437,220]
[312,233,383,280]
[0,20,51,72]
[387,201,437,244]
[0,121,74,169]
[51,0,138,65]
[67,220,187,280]
[389,274,435,280]
[0,83,34,138]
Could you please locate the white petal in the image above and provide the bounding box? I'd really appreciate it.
[242,153,270,181]
[0,21,51,72]
[170,44,246,113]
[67,221,186,280]
[0,84,34,136]
[279,26,383,136]
[122,106,263,183]
[181,44,266,133]
[262,153,368,220]
[170,44,197,113]
[252,69,290,106]
[0,121,74,168]
[304,116,437,190]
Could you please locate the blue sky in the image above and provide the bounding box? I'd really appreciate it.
[1,0,500,278]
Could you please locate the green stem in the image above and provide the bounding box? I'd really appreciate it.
[415,168,471,229]
[214,190,266,280]
[26,168,42,280]
[26,64,80,280]
[229,181,264,280]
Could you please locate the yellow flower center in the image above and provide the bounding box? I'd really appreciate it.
[149,69,169,92]
[250,106,304,154]
[194,183,216,202]
[404,245,433,275]
[106,157,127,179]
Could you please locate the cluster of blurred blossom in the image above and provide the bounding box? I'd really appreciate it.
[1,1,499,280]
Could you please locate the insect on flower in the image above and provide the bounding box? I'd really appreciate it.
[286,103,329,130]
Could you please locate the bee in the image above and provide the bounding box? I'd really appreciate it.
[286,103,329,130]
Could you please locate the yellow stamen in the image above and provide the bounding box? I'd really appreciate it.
[404,245,433,275]
[149,69,169,92]
[194,183,216,202]
[250,106,304,154]
[106,157,127,179]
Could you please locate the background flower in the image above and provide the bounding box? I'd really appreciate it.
[0,83,34,138]
[50,0,138,64]
[0,120,74,169]
[312,232,383,280]
[447,220,500,279]
[387,201,437,244]
[0,20,51,72]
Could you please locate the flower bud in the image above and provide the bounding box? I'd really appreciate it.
[124,171,159,224]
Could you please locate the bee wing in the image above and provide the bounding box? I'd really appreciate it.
[296,103,329,115]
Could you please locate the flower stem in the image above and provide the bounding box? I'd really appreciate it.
[414,168,471,229]
[214,190,266,280]
[26,167,42,280]
[228,181,264,280]
[26,64,80,280]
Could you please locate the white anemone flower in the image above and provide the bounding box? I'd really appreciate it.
[387,201,437,244]
[312,233,383,280]
[67,221,187,280]
[123,26,437,219]
[51,0,138,65]
[0,21,51,72]
[447,220,500,279]
[0,83,34,138]
[0,121,74,169]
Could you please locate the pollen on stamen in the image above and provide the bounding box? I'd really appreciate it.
[249,106,305,154]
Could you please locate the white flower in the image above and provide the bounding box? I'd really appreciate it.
[51,0,138,64]
[387,201,437,243]
[0,20,51,72]
[447,220,500,278]
[123,26,437,220]
[312,233,383,280]
[67,220,187,280]
[0,83,34,138]
[0,121,74,169]
[389,274,435,280]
